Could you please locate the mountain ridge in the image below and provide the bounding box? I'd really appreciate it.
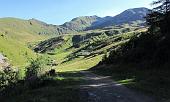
[0,7,150,34]
[61,7,150,31]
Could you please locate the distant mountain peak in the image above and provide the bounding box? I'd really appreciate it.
[61,15,101,31]
[87,7,150,30]
[61,7,150,31]
[123,7,149,15]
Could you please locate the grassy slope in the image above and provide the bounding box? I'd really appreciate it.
[49,28,144,72]
[0,20,150,101]
[57,55,103,72]
[91,31,170,101]
[46,35,103,72]
[0,37,36,67]
[0,18,53,67]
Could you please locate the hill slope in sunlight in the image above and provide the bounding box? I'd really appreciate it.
[0,17,73,66]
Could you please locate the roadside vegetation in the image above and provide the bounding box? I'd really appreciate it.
[1,2,167,101]
[91,0,170,101]
[0,56,83,102]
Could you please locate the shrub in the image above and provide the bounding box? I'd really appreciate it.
[48,69,56,76]
[0,66,19,93]
[25,57,45,80]
[24,56,51,88]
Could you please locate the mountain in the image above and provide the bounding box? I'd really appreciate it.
[0,7,149,66]
[61,7,150,31]
[113,7,149,24]
[61,16,101,31]
[0,18,74,41]
[29,18,74,35]
[0,17,74,66]
[90,7,150,29]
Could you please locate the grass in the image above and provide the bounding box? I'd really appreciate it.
[0,37,37,67]
[57,55,103,72]
[0,17,151,102]
[45,34,104,72]
[92,64,170,101]
[0,18,54,67]
[49,29,142,72]
[0,17,75,67]
[0,71,84,102]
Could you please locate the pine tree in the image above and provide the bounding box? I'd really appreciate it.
[152,0,170,13]
[147,0,170,35]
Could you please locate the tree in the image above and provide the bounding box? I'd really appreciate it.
[102,50,108,61]
[152,0,170,14]
[146,11,163,33]
[146,0,170,35]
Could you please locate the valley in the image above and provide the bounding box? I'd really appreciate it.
[1,4,170,102]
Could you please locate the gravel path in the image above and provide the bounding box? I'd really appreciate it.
[80,71,156,102]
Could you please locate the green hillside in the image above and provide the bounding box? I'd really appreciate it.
[33,25,146,73]
[1,1,170,101]
[0,17,70,67]
[0,36,36,67]
[62,16,100,31]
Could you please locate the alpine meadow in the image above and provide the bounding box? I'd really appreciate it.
[1,0,170,102]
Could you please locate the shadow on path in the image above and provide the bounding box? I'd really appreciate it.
[79,71,156,102]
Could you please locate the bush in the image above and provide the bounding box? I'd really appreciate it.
[24,56,51,88]
[25,57,46,80]
[0,66,19,93]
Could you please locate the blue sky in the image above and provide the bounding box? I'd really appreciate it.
[0,0,153,25]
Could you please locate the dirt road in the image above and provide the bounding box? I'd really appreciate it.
[80,71,156,102]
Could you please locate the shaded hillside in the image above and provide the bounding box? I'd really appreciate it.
[91,31,170,100]
[34,36,64,53]
[91,3,170,100]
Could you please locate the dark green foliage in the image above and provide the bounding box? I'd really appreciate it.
[105,30,120,36]
[45,69,56,76]
[93,32,170,100]
[152,0,170,14]
[48,69,56,76]
[93,1,170,99]
[101,0,170,69]
[25,58,41,80]
[34,36,64,53]
[102,31,170,68]
[0,72,82,102]
[121,28,131,33]
[24,57,45,89]
[25,56,50,80]
[72,32,104,45]
[102,50,108,61]
[146,0,170,35]
[0,66,19,95]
